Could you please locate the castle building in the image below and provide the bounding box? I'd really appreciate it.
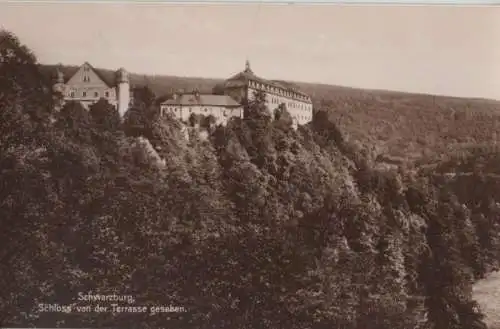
[160,90,243,126]
[214,60,313,127]
[52,62,131,117]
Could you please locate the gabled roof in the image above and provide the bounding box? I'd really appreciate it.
[75,62,116,87]
[161,93,241,107]
[40,62,118,87]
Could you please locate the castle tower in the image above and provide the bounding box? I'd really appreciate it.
[115,67,130,117]
[52,66,66,111]
[52,66,65,94]
[244,59,252,73]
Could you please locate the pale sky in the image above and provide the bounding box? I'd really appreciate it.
[1,2,499,99]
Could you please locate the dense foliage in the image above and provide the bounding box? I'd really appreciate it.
[39,63,500,165]
[2,31,500,329]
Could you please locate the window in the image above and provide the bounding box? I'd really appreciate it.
[204,108,208,112]
[82,91,87,97]
[94,92,99,98]
[105,91,109,97]
[70,91,75,98]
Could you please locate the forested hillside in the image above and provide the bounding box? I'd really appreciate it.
[39,61,500,165]
[2,31,500,329]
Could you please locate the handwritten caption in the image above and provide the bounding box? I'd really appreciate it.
[38,292,186,315]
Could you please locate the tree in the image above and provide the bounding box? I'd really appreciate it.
[55,101,92,138]
[155,93,172,106]
[189,113,203,127]
[132,85,156,108]
[3,28,500,329]
[89,98,120,131]
[122,104,157,139]
[273,103,293,129]
[202,114,217,129]
[0,30,51,124]
[245,89,271,120]
[312,110,345,149]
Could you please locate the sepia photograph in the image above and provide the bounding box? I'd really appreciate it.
[0,1,499,328]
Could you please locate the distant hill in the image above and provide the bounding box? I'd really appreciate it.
[308,84,500,163]
[38,64,222,97]
[39,63,500,164]
[5,33,500,329]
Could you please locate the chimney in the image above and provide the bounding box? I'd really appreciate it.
[194,88,200,101]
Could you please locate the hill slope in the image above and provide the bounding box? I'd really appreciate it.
[39,63,500,164]
[3,32,500,329]
[474,271,500,329]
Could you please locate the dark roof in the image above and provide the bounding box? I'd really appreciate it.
[221,67,310,98]
[161,93,241,107]
[224,68,268,87]
[82,62,116,87]
[39,62,117,87]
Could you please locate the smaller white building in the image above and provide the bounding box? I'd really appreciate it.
[160,91,243,126]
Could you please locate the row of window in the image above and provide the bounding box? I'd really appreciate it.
[249,81,310,101]
[269,97,311,110]
[83,76,90,82]
[295,115,312,122]
[163,108,310,123]
[164,107,230,116]
[69,91,110,98]
[162,106,311,123]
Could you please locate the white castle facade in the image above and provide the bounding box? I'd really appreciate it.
[160,90,244,126]
[52,61,313,128]
[52,62,131,117]
[160,61,314,129]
